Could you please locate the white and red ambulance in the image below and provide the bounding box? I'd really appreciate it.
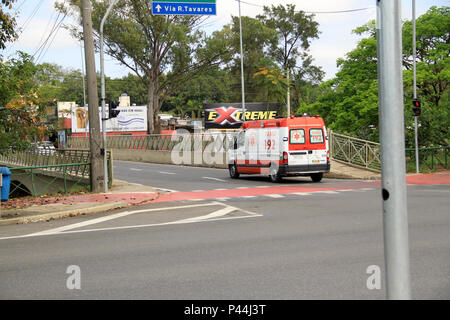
[228,115,330,182]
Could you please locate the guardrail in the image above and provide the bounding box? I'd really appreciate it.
[405,146,449,172]
[329,130,381,172]
[8,163,91,197]
[67,134,232,152]
[0,149,113,197]
[0,149,92,167]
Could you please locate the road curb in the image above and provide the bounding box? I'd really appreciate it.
[0,201,130,226]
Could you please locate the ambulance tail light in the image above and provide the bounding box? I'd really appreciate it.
[327,150,330,162]
[283,152,288,164]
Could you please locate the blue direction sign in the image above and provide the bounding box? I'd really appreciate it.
[152,0,216,16]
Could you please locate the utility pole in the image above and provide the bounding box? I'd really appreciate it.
[100,0,119,193]
[412,0,419,173]
[238,0,246,123]
[82,0,105,193]
[376,0,411,300]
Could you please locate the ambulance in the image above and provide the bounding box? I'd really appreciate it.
[228,115,330,182]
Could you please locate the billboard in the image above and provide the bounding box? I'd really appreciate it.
[71,106,147,133]
[203,103,280,129]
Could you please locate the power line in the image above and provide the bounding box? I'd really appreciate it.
[18,0,44,33]
[33,11,62,59]
[34,13,68,64]
[235,0,373,14]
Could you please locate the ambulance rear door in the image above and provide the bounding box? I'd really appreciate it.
[307,124,328,171]
[287,126,310,171]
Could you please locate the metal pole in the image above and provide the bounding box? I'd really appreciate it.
[287,68,291,116]
[100,0,119,193]
[238,0,246,123]
[412,0,419,173]
[376,0,411,300]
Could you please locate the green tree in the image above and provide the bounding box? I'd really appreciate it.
[226,16,278,103]
[305,7,449,147]
[257,4,322,112]
[0,52,47,150]
[402,6,449,147]
[0,0,18,50]
[58,0,232,133]
[304,30,379,140]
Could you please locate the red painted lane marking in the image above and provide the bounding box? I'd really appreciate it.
[406,172,450,185]
[149,181,378,204]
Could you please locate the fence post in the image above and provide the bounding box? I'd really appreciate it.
[63,165,68,194]
[328,129,333,160]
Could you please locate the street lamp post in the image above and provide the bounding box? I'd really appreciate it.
[100,0,120,193]
[238,0,246,123]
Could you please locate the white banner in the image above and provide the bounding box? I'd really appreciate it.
[71,106,147,133]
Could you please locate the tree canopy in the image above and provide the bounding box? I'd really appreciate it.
[303,6,449,147]
[0,0,18,50]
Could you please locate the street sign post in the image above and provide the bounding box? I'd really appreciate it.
[152,0,216,16]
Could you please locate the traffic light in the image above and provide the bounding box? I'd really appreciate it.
[412,98,421,116]
[108,101,120,119]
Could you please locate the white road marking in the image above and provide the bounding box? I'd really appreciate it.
[291,192,312,196]
[0,202,261,241]
[202,177,227,182]
[41,215,262,236]
[263,194,285,198]
[175,206,236,224]
[156,187,179,193]
[26,203,224,237]
[129,168,142,171]
[315,191,339,194]
[159,171,176,175]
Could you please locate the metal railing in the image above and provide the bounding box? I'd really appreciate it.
[67,134,233,152]
[0,149,92,167]
[8,163,91,197]
[329,130,381,171]
[405,146,449,172]
[0,149,114,197]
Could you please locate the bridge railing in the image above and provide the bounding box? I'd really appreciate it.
[329,130,381,172]
[8,163,91,197]
[0,149,113,197]
[67,134,233,152]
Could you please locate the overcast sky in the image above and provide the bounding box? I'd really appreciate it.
[3,0,448,80]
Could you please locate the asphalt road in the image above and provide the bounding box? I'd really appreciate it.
[0,161,448,300]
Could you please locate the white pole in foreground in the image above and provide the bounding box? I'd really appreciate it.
[238,0,246,123]
[376,0,412,300]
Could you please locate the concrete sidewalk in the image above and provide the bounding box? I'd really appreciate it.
[0,180,159,226]
[326,160,381,180]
